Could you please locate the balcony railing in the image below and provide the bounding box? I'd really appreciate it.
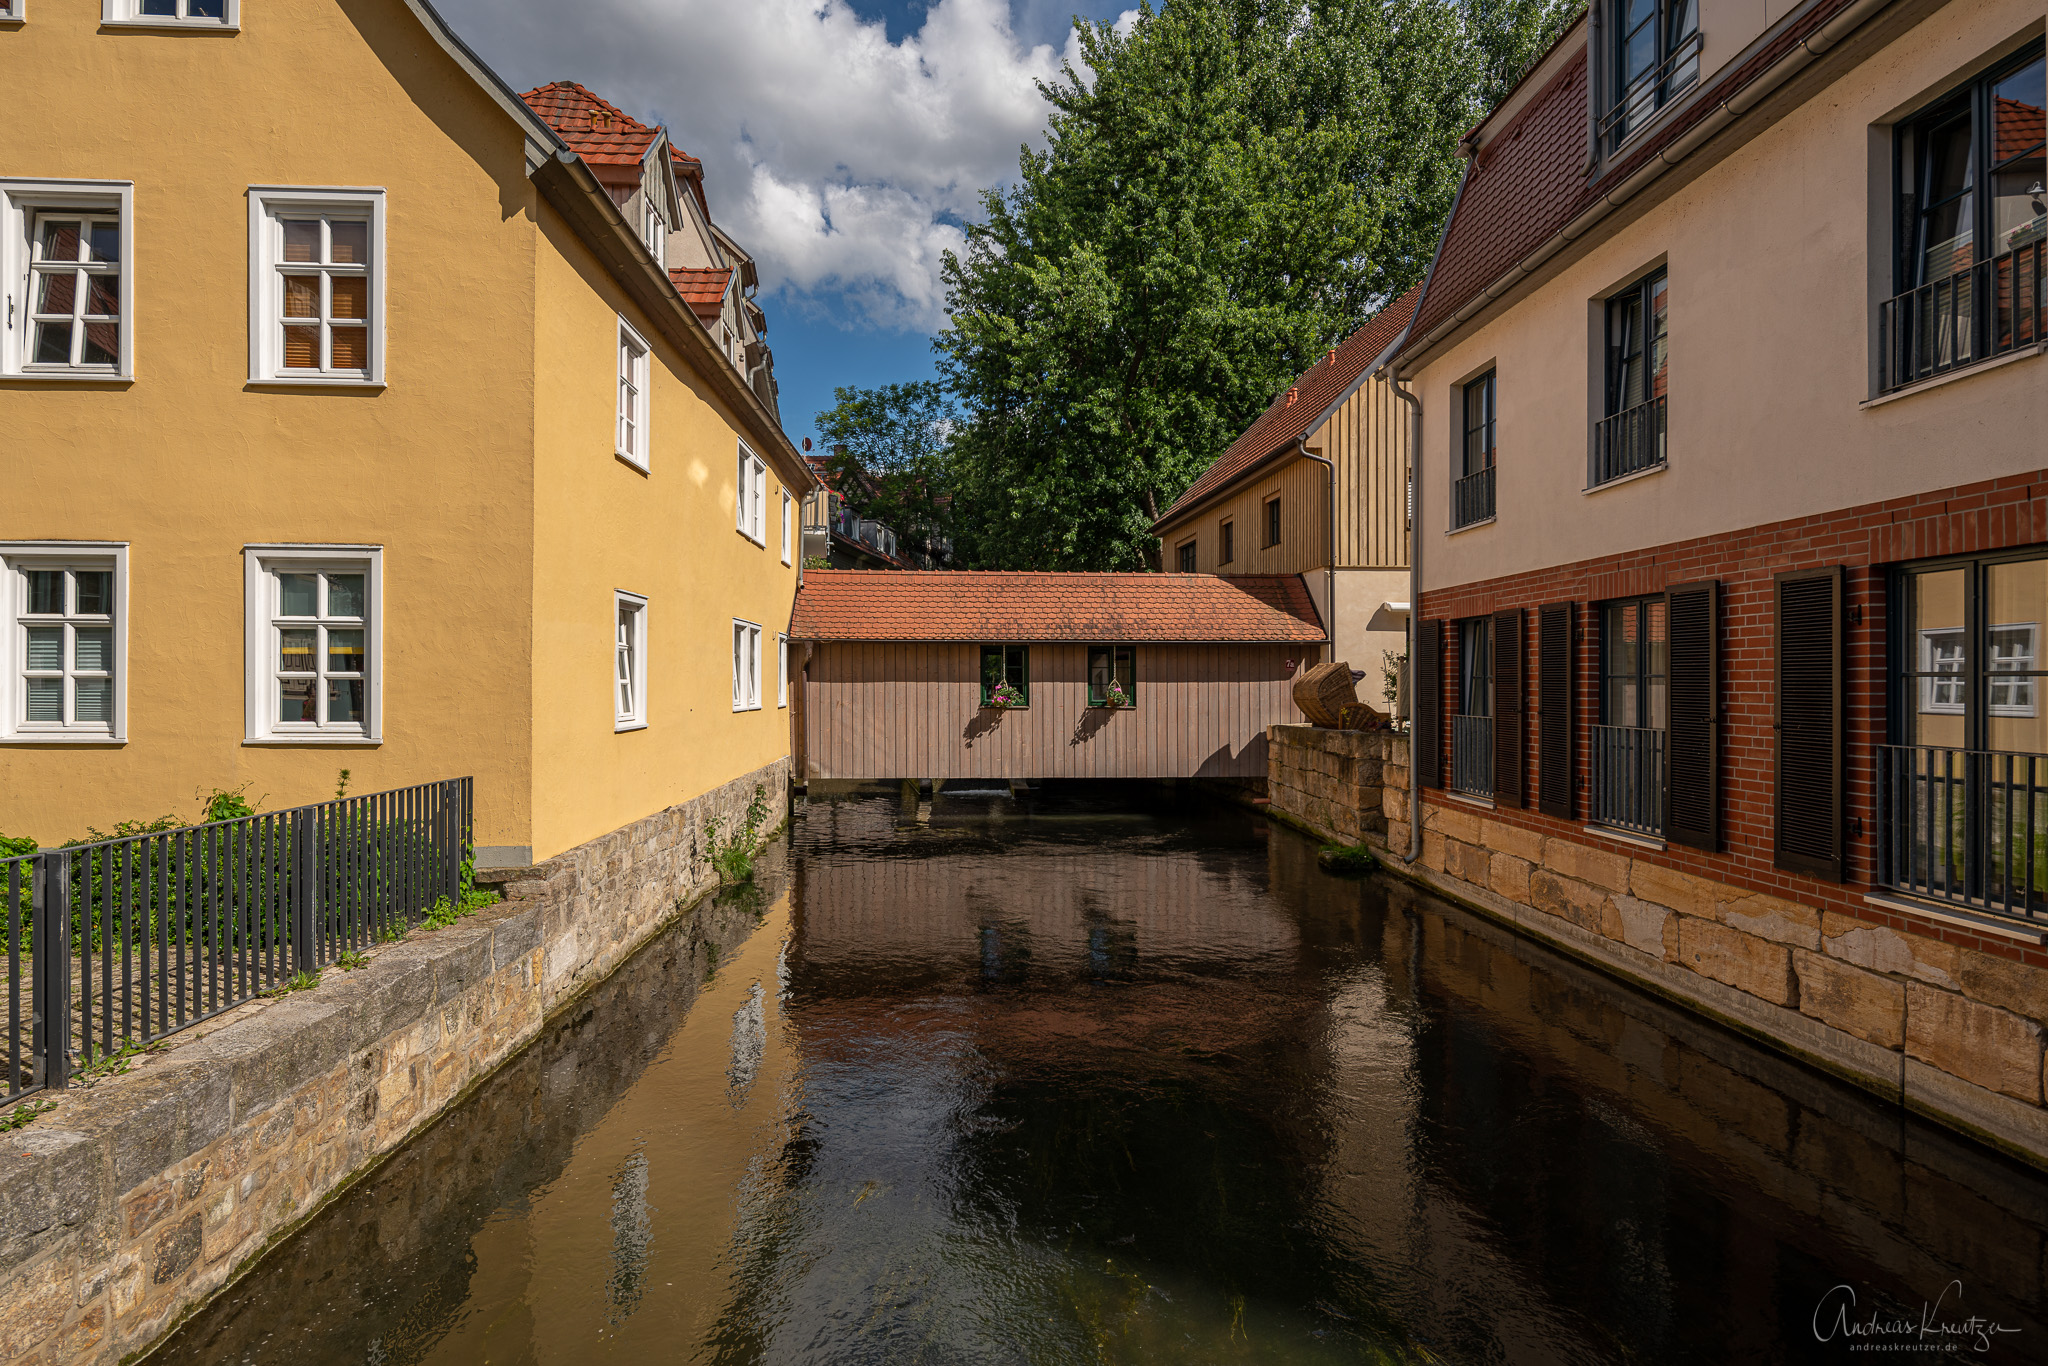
[1452,715,1493,798]
[1452,464,1495,529]
[1880,240,2045,393]
[1591,724,1665,837]
[1590,394,1666,488]
[1874,744,2048,923]
[1597,31,1703,151]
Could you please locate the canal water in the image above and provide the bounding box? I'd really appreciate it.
[153,786,2048,1364]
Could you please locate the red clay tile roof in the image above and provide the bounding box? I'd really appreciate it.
[791,571,1326,643]
[1154,285,1422,530]
[521,81,701,174]
[669,267,730,326]
[1400,0,1859,362]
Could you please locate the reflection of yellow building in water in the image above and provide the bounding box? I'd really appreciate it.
[0,0,812,864]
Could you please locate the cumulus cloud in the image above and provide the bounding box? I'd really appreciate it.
[434,0,1130,332]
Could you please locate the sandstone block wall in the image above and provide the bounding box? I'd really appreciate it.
[0,758,788,1366]
[1265,724,1394,845]
[1268,726,2048,1168]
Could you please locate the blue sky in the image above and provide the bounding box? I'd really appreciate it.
[434,0,1135,449]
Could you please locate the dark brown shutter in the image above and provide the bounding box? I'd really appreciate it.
[1664,580,1721,851]
[1538,602,1575,819]
[1775,567,1844,880]
[1414,619,1443,790]
[1492,608,1524,805]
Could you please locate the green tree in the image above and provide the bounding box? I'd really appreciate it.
[935,0,1580,570]
[812,381,960,566]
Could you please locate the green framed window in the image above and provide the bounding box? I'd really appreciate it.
[1087,645,1136,707]
[980,644,1029,706]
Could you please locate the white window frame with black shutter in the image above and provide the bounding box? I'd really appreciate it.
[0,542,128,744]
[243,544,382,745]
[1,179,135,380]
[733,619,762,711]
[615,591,648,731]
[616,316,650,470]
[247,186,385,387]
[102,0,239,27]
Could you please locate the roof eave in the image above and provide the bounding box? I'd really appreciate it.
[531,153,814,494]
[398,0,567,166]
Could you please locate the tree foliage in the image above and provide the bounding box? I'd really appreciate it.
[813,380,961,566]
[931,0,1581,570]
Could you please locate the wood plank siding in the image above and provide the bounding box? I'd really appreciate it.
[1158,374,1409,575]
[799,641,1306,780]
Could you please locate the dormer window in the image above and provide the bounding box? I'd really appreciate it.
[1601,0,1699,151]
[642,200,665,268]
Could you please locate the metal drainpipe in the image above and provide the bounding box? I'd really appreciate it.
[1294,438,1338,666]
[1390,379,1424,864]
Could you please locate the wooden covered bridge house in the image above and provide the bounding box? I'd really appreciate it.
[789,571,1326,782]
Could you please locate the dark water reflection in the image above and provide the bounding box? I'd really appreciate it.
[153,787,2048,1363]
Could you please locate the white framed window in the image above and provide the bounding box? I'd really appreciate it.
[1919,629,1965,714]
[102,0,237,26]
[777,633,788,709]
[736,444,767,544]
[780,488,792,564]
[1,180,134,379]
[243,545,381,744]
[0,543,126,743]
[615,592,648,731]
[616,318,650,470]
[0,1,22,22]
[733,620,761,711]
[248,187,385,386]
[642,201,665,268]
[1990,624,2038,716]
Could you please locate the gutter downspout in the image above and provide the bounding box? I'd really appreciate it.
[1390,379,1424,865]
[1295,437,1338,663]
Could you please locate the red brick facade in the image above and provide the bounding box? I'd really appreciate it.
[1418,470,2048,973]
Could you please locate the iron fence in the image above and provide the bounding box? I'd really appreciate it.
[1590,394,1667,488]
[1879,240,2045,393]
[1452,464,1495,529]
[1452,715,1493,798]
[1,777,473,1103]
[1591,724,1665,837]
[1874,746,2047,923]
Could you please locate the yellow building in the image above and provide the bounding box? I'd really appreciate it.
[0,0,813,867]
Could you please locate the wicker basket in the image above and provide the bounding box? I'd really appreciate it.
[1292,661,1359,728]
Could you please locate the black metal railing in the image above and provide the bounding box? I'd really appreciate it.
[1880,240,2045,393]
[1874,745,2047,922]
[1452,715,1494,798]
[1,777,473,1102]
[1591,724,1666,837]
[1452,465,1495,529]
[1598,31,1703,151]
[1591,394,1667,488]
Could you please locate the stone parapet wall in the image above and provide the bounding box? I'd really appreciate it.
[1269,727,2048,1168]
[1265,724,1395,845]
[0,758,788,1366]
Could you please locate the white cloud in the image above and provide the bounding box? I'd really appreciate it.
[434,0,1133,332]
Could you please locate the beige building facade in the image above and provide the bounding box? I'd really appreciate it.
[1383,0,2048,1162]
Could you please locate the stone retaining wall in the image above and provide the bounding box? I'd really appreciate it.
[0,758,788,1366]
[1266,723,2048,1169]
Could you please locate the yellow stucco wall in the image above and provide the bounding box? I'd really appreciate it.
[1,0,802,864]
[0,0,538,849]
[530,204,799,859]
